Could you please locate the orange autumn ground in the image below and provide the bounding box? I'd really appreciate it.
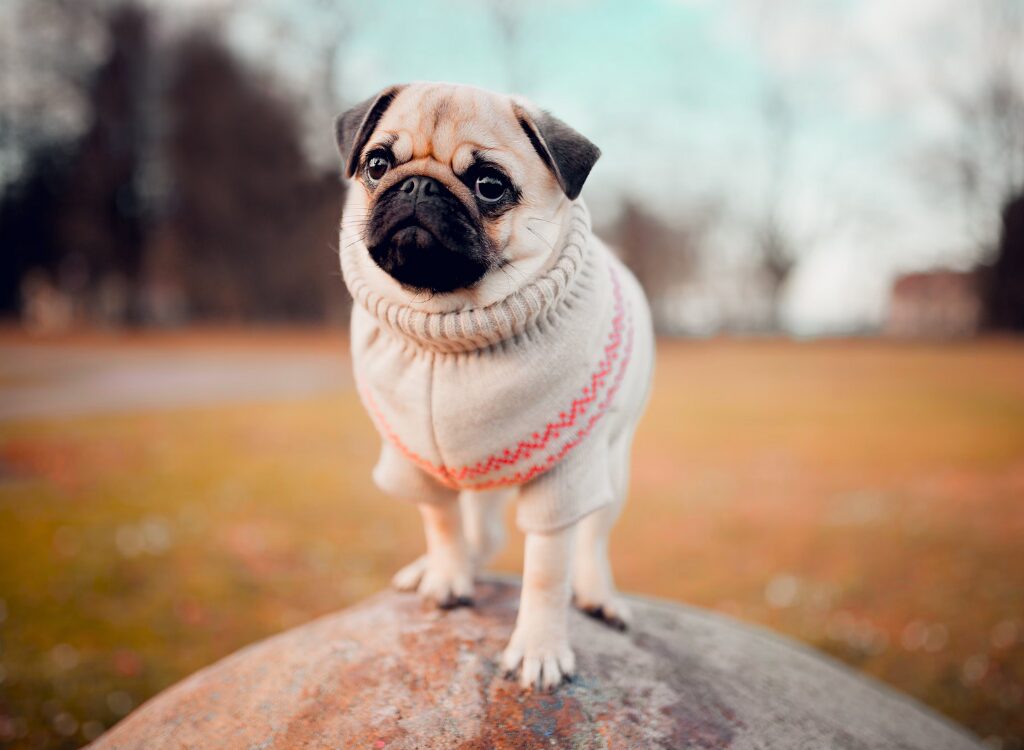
[0,332,1021,749]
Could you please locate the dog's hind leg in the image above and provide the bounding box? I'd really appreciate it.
[460,488,513,571]
[572,428,635,630]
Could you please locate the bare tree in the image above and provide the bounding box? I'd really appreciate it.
[909,1,1024,331]
[298,0,357,166]
[0,3,156,323]
[986,193,1024,330]
[751,85,797,330]
[0,0,107,185]
[924,0,1024,256]
[158,30,343,322]
[244,0,359,168]
[59,5,157,311]
[609,200,703,333]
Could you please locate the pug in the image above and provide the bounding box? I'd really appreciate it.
[335,82,654,690]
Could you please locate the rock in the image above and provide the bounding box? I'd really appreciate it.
[91,578,982,750]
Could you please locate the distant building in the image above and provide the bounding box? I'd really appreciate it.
[885,270,982,338]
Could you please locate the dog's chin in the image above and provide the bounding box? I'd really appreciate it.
[369,225,490,295]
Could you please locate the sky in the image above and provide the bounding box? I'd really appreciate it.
[182,0,1021,333]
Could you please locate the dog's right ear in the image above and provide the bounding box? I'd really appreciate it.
[336,85,405,178]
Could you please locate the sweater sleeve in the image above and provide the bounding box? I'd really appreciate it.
[514,421,613,534]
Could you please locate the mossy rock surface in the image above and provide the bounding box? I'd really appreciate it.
[90,578,982,750]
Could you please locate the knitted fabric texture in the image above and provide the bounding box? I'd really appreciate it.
[342,202,653,532]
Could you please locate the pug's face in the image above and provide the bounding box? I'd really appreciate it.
[336,83,599,306]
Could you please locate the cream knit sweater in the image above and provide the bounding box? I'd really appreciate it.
[342,203,654,533]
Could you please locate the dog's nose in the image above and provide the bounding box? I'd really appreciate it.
[398,175,440,202]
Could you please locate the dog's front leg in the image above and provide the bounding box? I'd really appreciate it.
[409,501,475,608]
[391,499,474,608]
[375,443,474,608]
[501,523,577,690]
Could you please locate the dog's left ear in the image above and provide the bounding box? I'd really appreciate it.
[336,85,405,178]
[514,104,601,201]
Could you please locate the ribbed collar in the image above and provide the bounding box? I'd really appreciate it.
[341,203,594,353]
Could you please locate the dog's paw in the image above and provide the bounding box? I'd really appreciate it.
[391,555,429,591]
[419,565,474,609]
[391,554,474,609]
[501,629,576,691]
[576,594,632,632]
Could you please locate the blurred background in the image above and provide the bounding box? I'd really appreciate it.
[0,0,1022,748]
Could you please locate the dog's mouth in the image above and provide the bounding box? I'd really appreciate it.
[370,221,489,294]
[380,216,434,248]
[366,179,493,294]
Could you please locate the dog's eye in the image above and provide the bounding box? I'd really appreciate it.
[474,170,508,203]
[365,153,391,182]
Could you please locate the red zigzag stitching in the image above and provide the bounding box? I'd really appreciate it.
[363,265,631,489]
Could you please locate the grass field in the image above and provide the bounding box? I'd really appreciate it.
[0,335,1022,749]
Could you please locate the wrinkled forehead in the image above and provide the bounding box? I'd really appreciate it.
[368,84,535,176]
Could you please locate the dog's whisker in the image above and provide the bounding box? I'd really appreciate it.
[497,265,517,293]
[527,225,556,251]
[409,288,436,304]
[499,260,528,285]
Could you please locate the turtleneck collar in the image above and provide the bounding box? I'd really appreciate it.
[341,203,596,354]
